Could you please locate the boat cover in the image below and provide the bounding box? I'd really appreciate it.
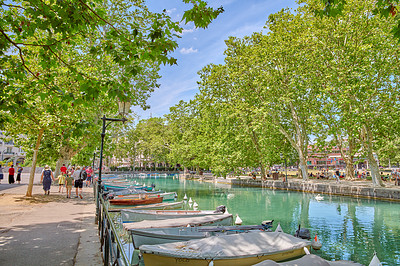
[252,254,362,266]
[123,213,233,230]
[139,231,310,260]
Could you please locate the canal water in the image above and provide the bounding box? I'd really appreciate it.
[120,175,400,265]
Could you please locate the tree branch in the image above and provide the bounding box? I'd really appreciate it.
[2,4,26,9]
[78,0,130,42]
[0,29,40,82]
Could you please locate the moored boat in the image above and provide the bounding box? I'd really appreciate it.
[139,231,311,266]
[105,189,164,198]
[109,196,163,206]
[107,201,184,211]
[252,254,362,265]
[121,205,226,222]
[129,221,274,248]
[123,213,233,229]
[103,183,148,191]
[114,192,177,202]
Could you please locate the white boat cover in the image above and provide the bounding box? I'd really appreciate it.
[139,231,310,260]
[123,213,233,230]
[252,254,362,266]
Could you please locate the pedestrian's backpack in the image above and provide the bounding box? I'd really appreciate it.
[80,170,87,180]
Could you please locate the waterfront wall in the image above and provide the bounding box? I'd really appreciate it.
[230,179,400,201]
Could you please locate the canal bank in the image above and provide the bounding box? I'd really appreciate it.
[206,176,400,202]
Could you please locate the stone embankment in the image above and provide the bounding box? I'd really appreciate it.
[215,177,400,201]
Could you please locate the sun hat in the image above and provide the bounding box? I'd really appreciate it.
[45,165,49,169]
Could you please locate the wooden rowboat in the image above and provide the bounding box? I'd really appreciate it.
[109,197,163,206]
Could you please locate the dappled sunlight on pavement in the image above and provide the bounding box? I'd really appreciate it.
[0,183,102,266]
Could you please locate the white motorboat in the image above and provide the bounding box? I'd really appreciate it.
[123,213,233,230]
[121,205,226,223]
[129,221,274,249]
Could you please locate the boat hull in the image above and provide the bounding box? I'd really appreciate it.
[142,246,307,266]
[109,197,163,206]
[130,225,268,248]
[107,201,184,211]
[121,209,222,223]
[124,214,233,230]
[116,192,176,202]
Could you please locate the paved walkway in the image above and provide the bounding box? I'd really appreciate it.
[0,173,102,266]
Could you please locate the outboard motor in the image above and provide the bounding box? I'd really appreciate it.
[214,205,226,213]
[261,220,274,231]
[107,194,115,200]
[295,225,311,240]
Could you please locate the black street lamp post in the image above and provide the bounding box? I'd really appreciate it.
[95,101,130,223]
[92,151,98,170]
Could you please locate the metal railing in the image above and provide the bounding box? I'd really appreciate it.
[95,180,131,266]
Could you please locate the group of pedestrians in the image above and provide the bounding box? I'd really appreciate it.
[0,164,23,184]
[39,164,94,198]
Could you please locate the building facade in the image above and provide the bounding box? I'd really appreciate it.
[0,131,26,166]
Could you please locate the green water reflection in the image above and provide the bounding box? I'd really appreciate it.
[128,176,400,265]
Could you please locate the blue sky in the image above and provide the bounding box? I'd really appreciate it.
[132,0,298,120]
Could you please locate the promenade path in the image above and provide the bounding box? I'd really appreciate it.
[0,173,102,266]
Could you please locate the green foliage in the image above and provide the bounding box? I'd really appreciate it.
[312,0,400,40]
[0,0,223,170]
[181,0,224,28]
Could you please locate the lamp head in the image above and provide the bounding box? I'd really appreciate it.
[118,100,131,117]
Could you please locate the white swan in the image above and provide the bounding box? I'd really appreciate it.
[315,194,324,201]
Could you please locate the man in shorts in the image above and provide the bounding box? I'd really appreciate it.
[72,166,83,198]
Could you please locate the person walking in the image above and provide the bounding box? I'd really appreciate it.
[72,166,83,199]
[60,164,67,175]
[40,165,55,195]
[0,165,3,184]
[85,166,93,187]
[8,165,15,184]
[16,165,23,184]
[65,171,74,198]
[56,172,66,193]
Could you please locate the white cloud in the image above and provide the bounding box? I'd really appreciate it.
[182,26,196,34]
[228,22,265,39]
[180,47,198,54]
[166,8,177,16]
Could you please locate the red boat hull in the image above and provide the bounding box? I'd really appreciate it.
[109,197,163,206]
